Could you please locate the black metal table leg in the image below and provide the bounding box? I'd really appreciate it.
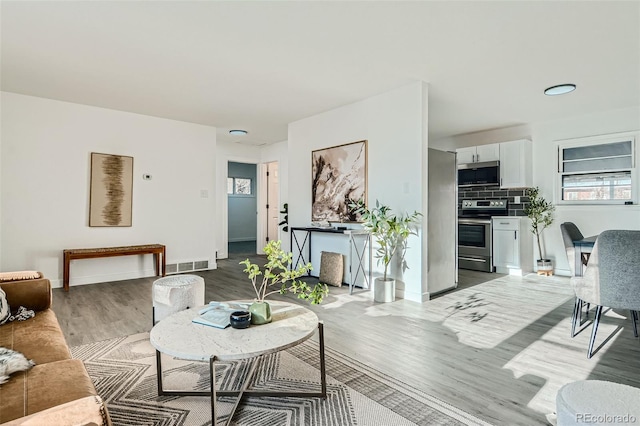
[319,322,327,397]
[210,355,217,425]
[291,229,311,272]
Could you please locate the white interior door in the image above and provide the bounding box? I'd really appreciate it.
[266,162,279,242]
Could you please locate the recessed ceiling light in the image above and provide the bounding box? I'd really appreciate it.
[544,84,576,96]
[229,129,248,136]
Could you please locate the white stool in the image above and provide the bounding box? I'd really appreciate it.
[152,274,205,324]
[556,380,640,426]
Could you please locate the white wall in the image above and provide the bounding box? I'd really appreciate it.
[431,123,532,151]
[433,106,640,276]
[1,92,217,288]
[288,82,429,302]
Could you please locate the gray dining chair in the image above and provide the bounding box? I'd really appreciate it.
[560,222,590,275]
[570,230,640,358]
[560,222,591,337]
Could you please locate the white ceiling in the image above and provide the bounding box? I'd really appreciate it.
[2,1,639,145]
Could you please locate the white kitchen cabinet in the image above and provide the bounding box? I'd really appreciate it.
[456,147,477,164]
[492,217,533,275]
[456,143,500,164]
[476,144,500,163]
[499,139,532,188]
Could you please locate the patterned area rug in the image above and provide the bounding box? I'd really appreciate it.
[71,333,491,426]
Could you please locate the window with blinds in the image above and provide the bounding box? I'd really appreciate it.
[558,135,635,203]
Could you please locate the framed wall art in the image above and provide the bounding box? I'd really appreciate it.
[89,152,134,227]
[311,140,367,222]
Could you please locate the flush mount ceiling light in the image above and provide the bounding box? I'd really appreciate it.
[229,129,248,136]
[544,84,576,96]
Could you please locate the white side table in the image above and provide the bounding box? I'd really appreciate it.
[152,274,205,324]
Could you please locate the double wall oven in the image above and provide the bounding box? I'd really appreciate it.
[458,199,508,272]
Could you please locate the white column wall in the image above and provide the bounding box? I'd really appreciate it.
[1,92,217,288]
[287,82,428,302]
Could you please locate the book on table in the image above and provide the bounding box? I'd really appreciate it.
[192,301,250,329]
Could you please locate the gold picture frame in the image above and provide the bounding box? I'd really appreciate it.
[89,152,134,227]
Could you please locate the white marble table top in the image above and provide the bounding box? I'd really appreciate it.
[149,300,319,362]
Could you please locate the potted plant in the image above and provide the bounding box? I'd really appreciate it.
[523,187,555,274]
[240,240,329,324]
[352,200,421,302]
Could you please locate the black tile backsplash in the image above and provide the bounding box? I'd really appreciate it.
[458,185,532,217]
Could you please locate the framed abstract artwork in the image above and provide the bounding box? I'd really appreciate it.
[89,152,134,227]
[311,140,367,222]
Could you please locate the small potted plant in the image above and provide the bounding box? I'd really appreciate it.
[352,200,421,302]
[524,187,555,274]
[240,240,329,324]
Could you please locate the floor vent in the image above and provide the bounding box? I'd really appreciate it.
[166,260,210,275]
[194,260,209,270]
[178,262,194,272]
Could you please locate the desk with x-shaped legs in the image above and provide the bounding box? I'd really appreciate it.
[290,227,371,294]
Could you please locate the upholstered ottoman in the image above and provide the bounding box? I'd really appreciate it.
[556,380,640,426]
[152,274,205,324]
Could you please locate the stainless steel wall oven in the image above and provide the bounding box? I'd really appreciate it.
[458,199,508,272]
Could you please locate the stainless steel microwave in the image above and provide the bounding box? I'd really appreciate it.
[457,160,500,187]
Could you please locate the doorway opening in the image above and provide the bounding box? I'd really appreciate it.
[227,161,257,255]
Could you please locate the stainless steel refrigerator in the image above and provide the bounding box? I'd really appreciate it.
[427,148,458,296]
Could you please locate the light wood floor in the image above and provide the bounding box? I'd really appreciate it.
[52,256,640,426]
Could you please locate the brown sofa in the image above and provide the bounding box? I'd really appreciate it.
[0,277,111,425]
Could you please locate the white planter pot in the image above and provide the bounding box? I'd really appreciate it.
[537,259,553,271]
[373,277,396,303]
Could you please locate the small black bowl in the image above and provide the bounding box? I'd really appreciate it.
[230,310,251,329]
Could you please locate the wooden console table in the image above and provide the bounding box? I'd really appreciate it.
[63,244,166,292]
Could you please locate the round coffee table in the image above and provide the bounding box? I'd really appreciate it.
[150,300,326,426]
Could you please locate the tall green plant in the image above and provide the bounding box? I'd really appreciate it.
[523,187,555,260]
[352,200,421,281]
